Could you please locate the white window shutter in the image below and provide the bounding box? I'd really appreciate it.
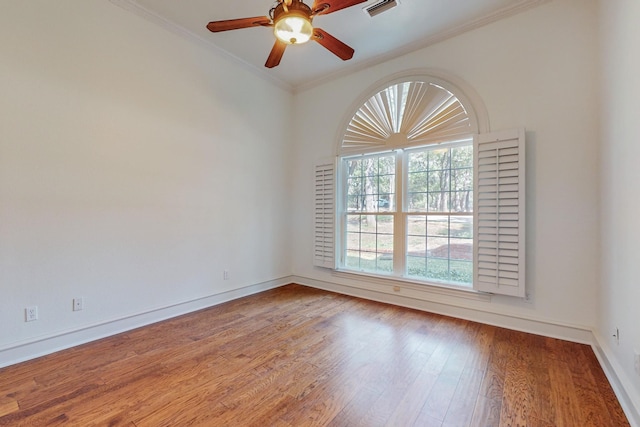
[314,159,336,269]
[474,129,526,297]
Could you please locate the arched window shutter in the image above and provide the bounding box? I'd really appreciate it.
[474,129,526,297]
[313,159,336,269]
[341,82,472,154]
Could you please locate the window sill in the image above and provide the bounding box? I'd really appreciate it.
[332,269,492,303]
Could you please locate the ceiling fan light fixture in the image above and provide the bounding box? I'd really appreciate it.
[206,0,365,68]
[274,13,313,45]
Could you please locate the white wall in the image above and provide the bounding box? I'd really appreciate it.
[291,0,600,334]
[0,0,637,419]
[598,0,640,415]
[0,1,292,360]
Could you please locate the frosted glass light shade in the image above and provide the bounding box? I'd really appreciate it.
[274,15,313,44]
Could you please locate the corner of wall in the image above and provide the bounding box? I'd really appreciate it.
[592,332,640,427]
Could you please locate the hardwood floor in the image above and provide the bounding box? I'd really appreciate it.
[0,284,629,426]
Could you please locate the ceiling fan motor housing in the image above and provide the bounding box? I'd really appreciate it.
[274,0,313,20]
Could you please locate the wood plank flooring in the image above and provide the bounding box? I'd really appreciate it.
[0,284,630,426]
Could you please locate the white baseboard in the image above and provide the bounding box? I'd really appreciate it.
[592,333,640,427]
[0,276,291,369]
[292,274,594,344]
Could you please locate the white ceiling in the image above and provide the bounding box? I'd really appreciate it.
[110,0,548,91]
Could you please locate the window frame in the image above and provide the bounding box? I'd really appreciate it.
[402,140,475,286]
[337,139,475,288]
[341,150,398,275]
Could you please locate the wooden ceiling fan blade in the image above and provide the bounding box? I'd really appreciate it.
[265,40,287,68]
[313,28,354,60]
[206,16,271,32]
[312,0,367,15]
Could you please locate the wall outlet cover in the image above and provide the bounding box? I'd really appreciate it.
[25,306,38,322]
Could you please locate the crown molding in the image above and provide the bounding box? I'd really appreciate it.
[108,0,293,93]
[108,0,550,94]
[294,0,552,93]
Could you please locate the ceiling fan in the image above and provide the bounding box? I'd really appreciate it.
[206,0,367,68]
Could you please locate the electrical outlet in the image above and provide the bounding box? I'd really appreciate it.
[73,297,84,311]
[634,351,640,376]
[223,270,229,280]
[25,306,38,322]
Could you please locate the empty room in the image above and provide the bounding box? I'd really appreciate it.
[1,0,639,425]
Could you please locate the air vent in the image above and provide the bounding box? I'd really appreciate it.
[364,0,399,17]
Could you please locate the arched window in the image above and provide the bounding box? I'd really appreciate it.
[340,80,476,154]
[315,73,526,296]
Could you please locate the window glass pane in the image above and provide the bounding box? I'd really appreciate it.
[406,214,472,286]
[408,171,427,193]
[363,157,376,177]
[347,177,363,195]
[429,148,450,170]
[407,152,427,213]
[427,170,450,192]
[378,175,393,195]
[408,151,428,173]
[344,154,395,213]
[375,194,393,212]
[426,258,450,282]
[427,192,449,212]
[407,215,426,236]
[344,214,394,274]
[407,256,427,277]
[407,236,426,255]
[347,215,362,232]
[407,192,427,212]
[452,168,473,191]
[450,238,472,261]
[347,159,360,175]
[376,257,393,273]
[360,232,377,252]
[451,191,473,212]
[377,233,394,253]
[345,250,362,270]
[451,145,473,168]
[450,260,473,284]
[379,156,395,174]
[407,144,472,286]
[427,216,449,237]
[347,195,363,212]
[450,216,473,238]
[428,237,449,257]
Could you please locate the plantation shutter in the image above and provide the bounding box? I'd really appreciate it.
[474,129,526,297]
[313,159,336,269]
